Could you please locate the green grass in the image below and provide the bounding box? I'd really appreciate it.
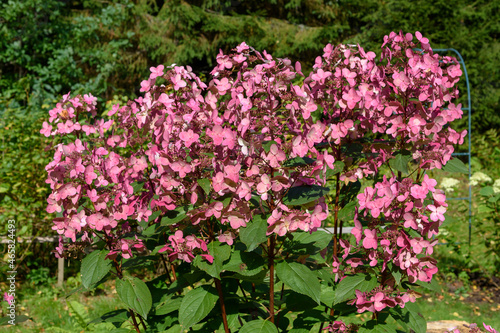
[1,284,125,332]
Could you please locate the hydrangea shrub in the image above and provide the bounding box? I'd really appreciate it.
[41,31,469,332]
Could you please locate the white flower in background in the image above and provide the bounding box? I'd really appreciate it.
[469,171,492,186]
[440,177,460,192]
[493,179,500,194]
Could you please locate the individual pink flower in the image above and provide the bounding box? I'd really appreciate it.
[3,292,14,305]
[362,229,378,249]
[218,231,235,246]
[311,68,332,84]
[171,74,187,90]
[40,122,53,137]
[372,292,386,312]
[179,129,200,147]
[428,204,446,222]
[149,64,164,80]
[410,184,428,200]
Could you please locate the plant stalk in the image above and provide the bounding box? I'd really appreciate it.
[268,235,276,324]
[215,278,231,333]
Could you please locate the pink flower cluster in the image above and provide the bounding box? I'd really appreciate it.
[305,31,465,314]
[41,31,466,324]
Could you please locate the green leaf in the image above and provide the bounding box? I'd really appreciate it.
[155,296,182,316]
[67,301,89,329]
[333,273,377,304]
[148,210,162,222]
[283,156,316,168]
[131,182,145,194]
[478,205,494,213]
[197,178,211,195]
[160,206,189,226]
[239,319,278,333]
[392,269,402,286]
[122,256,156,270]
[116,277,152,319]
[320,283,336,307]
[358,320,398,333]
[415,278,441,294]
[291,309,327,329]
[89,309,130,327]
[240,214,268,251]
[81,250,112,289]
[283,185,330,206]
[389,154,412,174]
[223,250,265,276]
[289,230,331,253]
[480,186,494,196]
[443,158,469,174]
[489,194,500,203]
[405,302,426,333]
[0,315,29,325]
[284,290,318,311]
[193,241,231,278]
[179,286,219,329]
[326,161,345,178]
[276,261,321,305]
[338,201,356,222]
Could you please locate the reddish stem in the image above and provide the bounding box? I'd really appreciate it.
[215,278,231,333]
[268,235,276,324]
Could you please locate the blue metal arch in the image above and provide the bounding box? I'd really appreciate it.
[420,48,473,246]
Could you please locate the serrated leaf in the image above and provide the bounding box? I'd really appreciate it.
[179,286,218,329]
[155,296,182,316]
[81,250,112,289]
[291,230,331,252]
[0,315,29,325]
[389,154,412,174]
[276,261,321,305]
[284,290,318,311]
[443,158,469,174]
[392,269,402,286]
[405,302,426,333]
[223,250,265,276]
[160,206,189,226]
[116,277,152,319]
[67,301,88,329]
[326,161,345,178]
[197,178,211,195]
[239,319,278,333]
[358,320,398,333]
[193,241,231,278]
[480,186,494,196]
[283,185,330,206]
[338,201,356,222]
[415,278,441,294]
[148,210,162,222]
[122,256,156,270]
[283,156,316,168]
[89,309,130,327]
[240,214,268,251]
[333,273,377,304]
[320,283,336,307]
